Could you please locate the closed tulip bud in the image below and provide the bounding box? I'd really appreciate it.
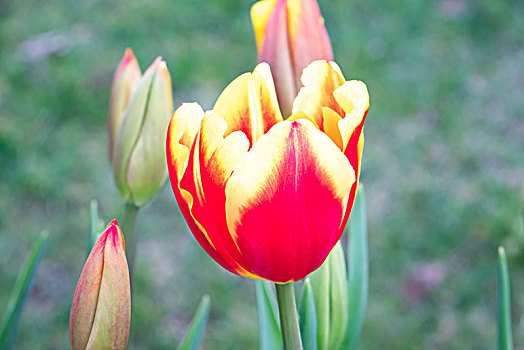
[69,220,130,350]
[251,0,333,116]
[111,57,174,206]
[309,241,349,350]
[108,48,142,163]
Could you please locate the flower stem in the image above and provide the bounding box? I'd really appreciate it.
[123,202,139,288]
[123,202,139,347]
[275,283,303,350]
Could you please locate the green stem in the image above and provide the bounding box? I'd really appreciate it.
[123,202,139,348]
[275,283,303,350]
[123,202,139,289]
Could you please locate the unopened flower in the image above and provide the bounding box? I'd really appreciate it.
[309,241,348,350]
[251,0,333,115]
[166,60,368,283]
[69,220,130,350]
[110,55,173,206]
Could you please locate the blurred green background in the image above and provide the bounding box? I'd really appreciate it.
[0,0,523,348]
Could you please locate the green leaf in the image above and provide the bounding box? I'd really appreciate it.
[256,281,282,350]
[309,241,348,350]
[343,184,369,350]
[177,294,211,350]
[497,247,513,350]
[328,243,349,349]
[0,232,48,349]
[299,279,318,350]
[87,199,101,255]
[308,252,330,350]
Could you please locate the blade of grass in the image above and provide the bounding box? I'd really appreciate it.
[177,294,211,350]
[343,184,369,350]
[256,281,282,350]
[87,199,100,255]
[299,278,318,350]
[0,232,48,349]
[497,247,513,350]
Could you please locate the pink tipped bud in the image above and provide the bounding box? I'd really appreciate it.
[69,220,130,350]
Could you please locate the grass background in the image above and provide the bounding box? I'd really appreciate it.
[0,0,523,348]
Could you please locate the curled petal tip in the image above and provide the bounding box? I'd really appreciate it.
[106,219,125,251]
[122,48,136,63]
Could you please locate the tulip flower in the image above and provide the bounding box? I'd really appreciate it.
[69,220,131,350]
[108,48,142,163]
[251,0,333,116]
[110,55,173,207]
[166,60,368,283]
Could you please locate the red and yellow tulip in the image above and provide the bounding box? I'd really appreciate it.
[69,220,131,350]
[166,60,368,283]
[251,0,333,115]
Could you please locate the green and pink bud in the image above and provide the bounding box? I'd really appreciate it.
[69,220,131,350]
[251,0,333,116]
[108,48,142,163]
[111,56,174,206]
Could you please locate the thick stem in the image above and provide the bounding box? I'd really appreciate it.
[275,283,303,350]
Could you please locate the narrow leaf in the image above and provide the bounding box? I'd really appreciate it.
[497,247,513,350]
[299,278,318,350]
[0,232,48,348]
[177,294,211,350]
[328,242,349,350]
[308,253,330,350]
[256,281,282,350]
[87,199,100,255]
[344,184,369,350]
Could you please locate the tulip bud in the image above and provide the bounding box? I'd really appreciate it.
[308,241,348,350]
[69,220,130,350]
[111,56,173,206]
[108,48,142,163]
[251,0,333,116]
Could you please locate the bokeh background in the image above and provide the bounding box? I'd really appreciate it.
[1,0,523,348]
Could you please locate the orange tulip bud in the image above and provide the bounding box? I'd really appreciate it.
[251,0,333,115]
[69,220,130,350]
[166,61,368,283]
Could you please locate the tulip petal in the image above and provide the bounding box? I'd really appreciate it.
[69,231,106,350]
[167,106,257,278]
[213,63,283,145]
[225,119,355,282]
[293,62,370,219]
[292,60,346,136]
[334,80,369,152]
[126,59,173,206]
[251,0,280,51]
[167,105,234,274]
[287,0,334,84]
[255,1,296,116]
[108,48,141,163]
